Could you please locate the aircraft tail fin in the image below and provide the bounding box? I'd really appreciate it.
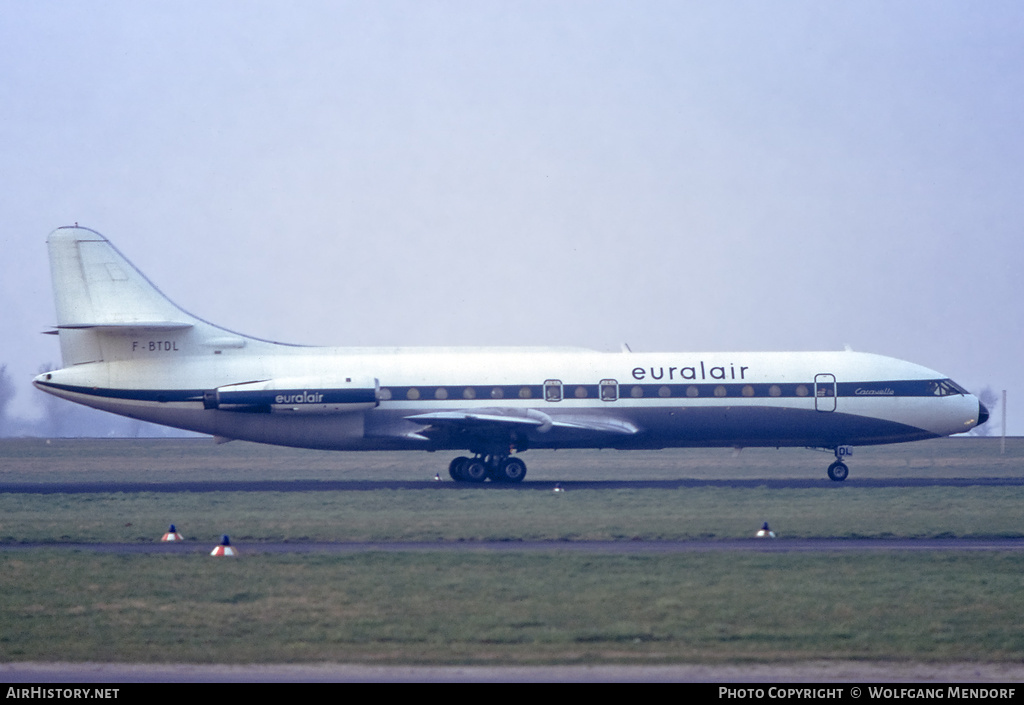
[46,226,264,367]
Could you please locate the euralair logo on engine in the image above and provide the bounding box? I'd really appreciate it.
[274,391,325,404]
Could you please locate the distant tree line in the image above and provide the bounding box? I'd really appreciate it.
[0,363,197,438]
[0,364,14,436]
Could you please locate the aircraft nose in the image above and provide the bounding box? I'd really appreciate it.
[978,401,990,426]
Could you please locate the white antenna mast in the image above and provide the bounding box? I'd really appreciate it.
[1002,389,1007,455]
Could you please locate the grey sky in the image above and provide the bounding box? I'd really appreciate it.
[2,1,1021,433]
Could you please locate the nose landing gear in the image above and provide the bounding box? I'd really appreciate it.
[827,446,851,482]
[827,460,849,482]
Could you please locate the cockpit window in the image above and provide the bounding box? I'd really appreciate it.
[930,379,967,396]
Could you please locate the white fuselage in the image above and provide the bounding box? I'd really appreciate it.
[36,346,982,451]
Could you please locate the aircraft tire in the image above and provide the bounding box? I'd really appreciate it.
[495,457,527,483]
[827,461,849,482]
[449,456,470,481]
[463,459,489,483]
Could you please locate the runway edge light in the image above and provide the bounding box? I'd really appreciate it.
[211,535,236,556]
[161,524,183,542]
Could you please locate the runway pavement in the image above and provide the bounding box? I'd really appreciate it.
[3,476,1024,494]
[4,660,1024,683]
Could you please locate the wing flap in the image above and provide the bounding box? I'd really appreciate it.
[405,409,546,428]
[551,416,639,435]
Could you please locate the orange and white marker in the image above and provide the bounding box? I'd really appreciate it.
[210,535,236,556]
[161,524,183,542]
[756,522,776,538]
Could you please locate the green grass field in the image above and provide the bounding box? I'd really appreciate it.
[2,551,1022,664]
[2,486,1024,544]
[0,437,1021,664]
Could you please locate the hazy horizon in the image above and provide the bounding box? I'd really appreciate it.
[2,2,1020,435]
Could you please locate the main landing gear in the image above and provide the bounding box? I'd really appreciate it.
[448,454,527,483]
[827,447,850,482]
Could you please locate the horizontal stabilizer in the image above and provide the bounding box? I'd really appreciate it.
[57,321,194,332]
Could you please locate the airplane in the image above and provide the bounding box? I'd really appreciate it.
[33,226,989,483]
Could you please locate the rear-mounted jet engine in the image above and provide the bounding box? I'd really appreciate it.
[203,376,378,414]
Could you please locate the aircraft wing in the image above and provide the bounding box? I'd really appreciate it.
[404,408,639,436]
